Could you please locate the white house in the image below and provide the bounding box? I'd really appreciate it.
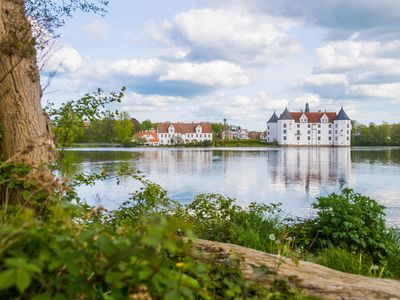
[267,104,351,146]
[134,131,160,146]
[157,122,213,145]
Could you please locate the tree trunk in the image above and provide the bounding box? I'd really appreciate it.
[0,0,54,163]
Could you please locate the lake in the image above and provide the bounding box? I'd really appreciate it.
[62,147,400,226]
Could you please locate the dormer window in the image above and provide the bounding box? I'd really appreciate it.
[168,125,174,133]
[300,114,308,123]
[320,114,328,123]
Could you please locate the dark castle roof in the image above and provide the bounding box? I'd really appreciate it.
[335,107,350,121]
[267,112,279,123]
[279,107,294,120]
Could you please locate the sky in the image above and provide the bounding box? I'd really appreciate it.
[41,0,400,130]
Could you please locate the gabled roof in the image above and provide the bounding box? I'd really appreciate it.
[335,107,350,121]
[135,132,159,143]
[279,108,294,120]
[291,112,337,123]
[267,112,279,123]
[157,122,213,134]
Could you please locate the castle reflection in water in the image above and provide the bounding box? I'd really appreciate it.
[65,147,400,225]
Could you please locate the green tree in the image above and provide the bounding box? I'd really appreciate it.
[114,112,134,145]
[140,119,155,131]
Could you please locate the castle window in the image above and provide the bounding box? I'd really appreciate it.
[297,136,300,141]
[308,124,311,128]
[347,124,350,128]
[283,136,286,140]
[318,137,321,141]
[318,124,321,128]
[329,130,331,134]
[347,137,349,141]
[307,136,310,140]
[329,137,331,141]
[283,124,287,128]
[329,124,332,128]
[283,129,286,134]
[318,130,321,134]
[308,130,311,134]
[297,124,300,128]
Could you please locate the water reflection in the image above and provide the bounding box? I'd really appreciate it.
[62,147,400,225]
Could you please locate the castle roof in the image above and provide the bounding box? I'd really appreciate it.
[267,112,279,123]
[291,112,337,123]
[157,122,213,134]
[335,107,351,121]
[279,107,294,120]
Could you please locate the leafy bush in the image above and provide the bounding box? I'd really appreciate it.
[183,194,284,253]
[294,188,397,262]
[0,160,311,299]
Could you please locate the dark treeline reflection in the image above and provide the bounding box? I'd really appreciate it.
[351,147,400,164]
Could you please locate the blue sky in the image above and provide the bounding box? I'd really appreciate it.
[41,0,400,130]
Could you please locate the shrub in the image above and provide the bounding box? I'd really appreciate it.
[294,188,396,262]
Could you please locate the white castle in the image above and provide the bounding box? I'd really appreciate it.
[266,103,351,146]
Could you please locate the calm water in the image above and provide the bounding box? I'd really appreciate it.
[62,147,400,226]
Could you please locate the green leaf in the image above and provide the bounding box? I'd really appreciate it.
[0,269,15,290]
[16,268,31,293]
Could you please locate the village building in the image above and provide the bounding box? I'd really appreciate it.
[248,131,262,140]
[134,131,160,146]
[266,104,351,146]
[156,122,213,145]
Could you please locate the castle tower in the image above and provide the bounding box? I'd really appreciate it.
[266,111,278,142]
[277,107,295,145]
[333,106,351,146]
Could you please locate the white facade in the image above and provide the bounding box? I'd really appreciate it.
[157,122,213,145]
[267,105,351,146]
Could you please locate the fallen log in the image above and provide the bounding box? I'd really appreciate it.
[192,239,400,300]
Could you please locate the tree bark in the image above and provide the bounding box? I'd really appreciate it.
[0,0,53,163]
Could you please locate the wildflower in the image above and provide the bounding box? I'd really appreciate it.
[371,265,379,271]
[176,262,184,268]
[269,234,276,241]
[286,237,294,241]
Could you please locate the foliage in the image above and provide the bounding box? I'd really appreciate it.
[293,189,397,262]
[314,247,386,277]
[214,139,269,147]
[46,88,125,147]
[352,121,400,146]
[139,119,156,131]
[0,165,312,300]
[114,112,134,146]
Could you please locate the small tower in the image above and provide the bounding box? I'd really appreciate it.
[277,107,294,145]
[266,111,278,143]
[305,103,310,112]
[333,106,351,146]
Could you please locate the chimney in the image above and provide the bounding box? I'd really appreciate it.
[305,103,310,112]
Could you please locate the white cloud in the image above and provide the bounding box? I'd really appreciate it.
[120,92,187,112]
[350,83,400,99]
[97,58,163,77]
[158,61,249,87]
[83,19,108,40]
[151,8,300,65]
[45,46,83,73]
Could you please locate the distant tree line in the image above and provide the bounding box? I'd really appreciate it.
[352,121,400,146]
[46,89,157,147]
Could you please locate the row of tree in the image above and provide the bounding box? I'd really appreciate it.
[352,122,400,146]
